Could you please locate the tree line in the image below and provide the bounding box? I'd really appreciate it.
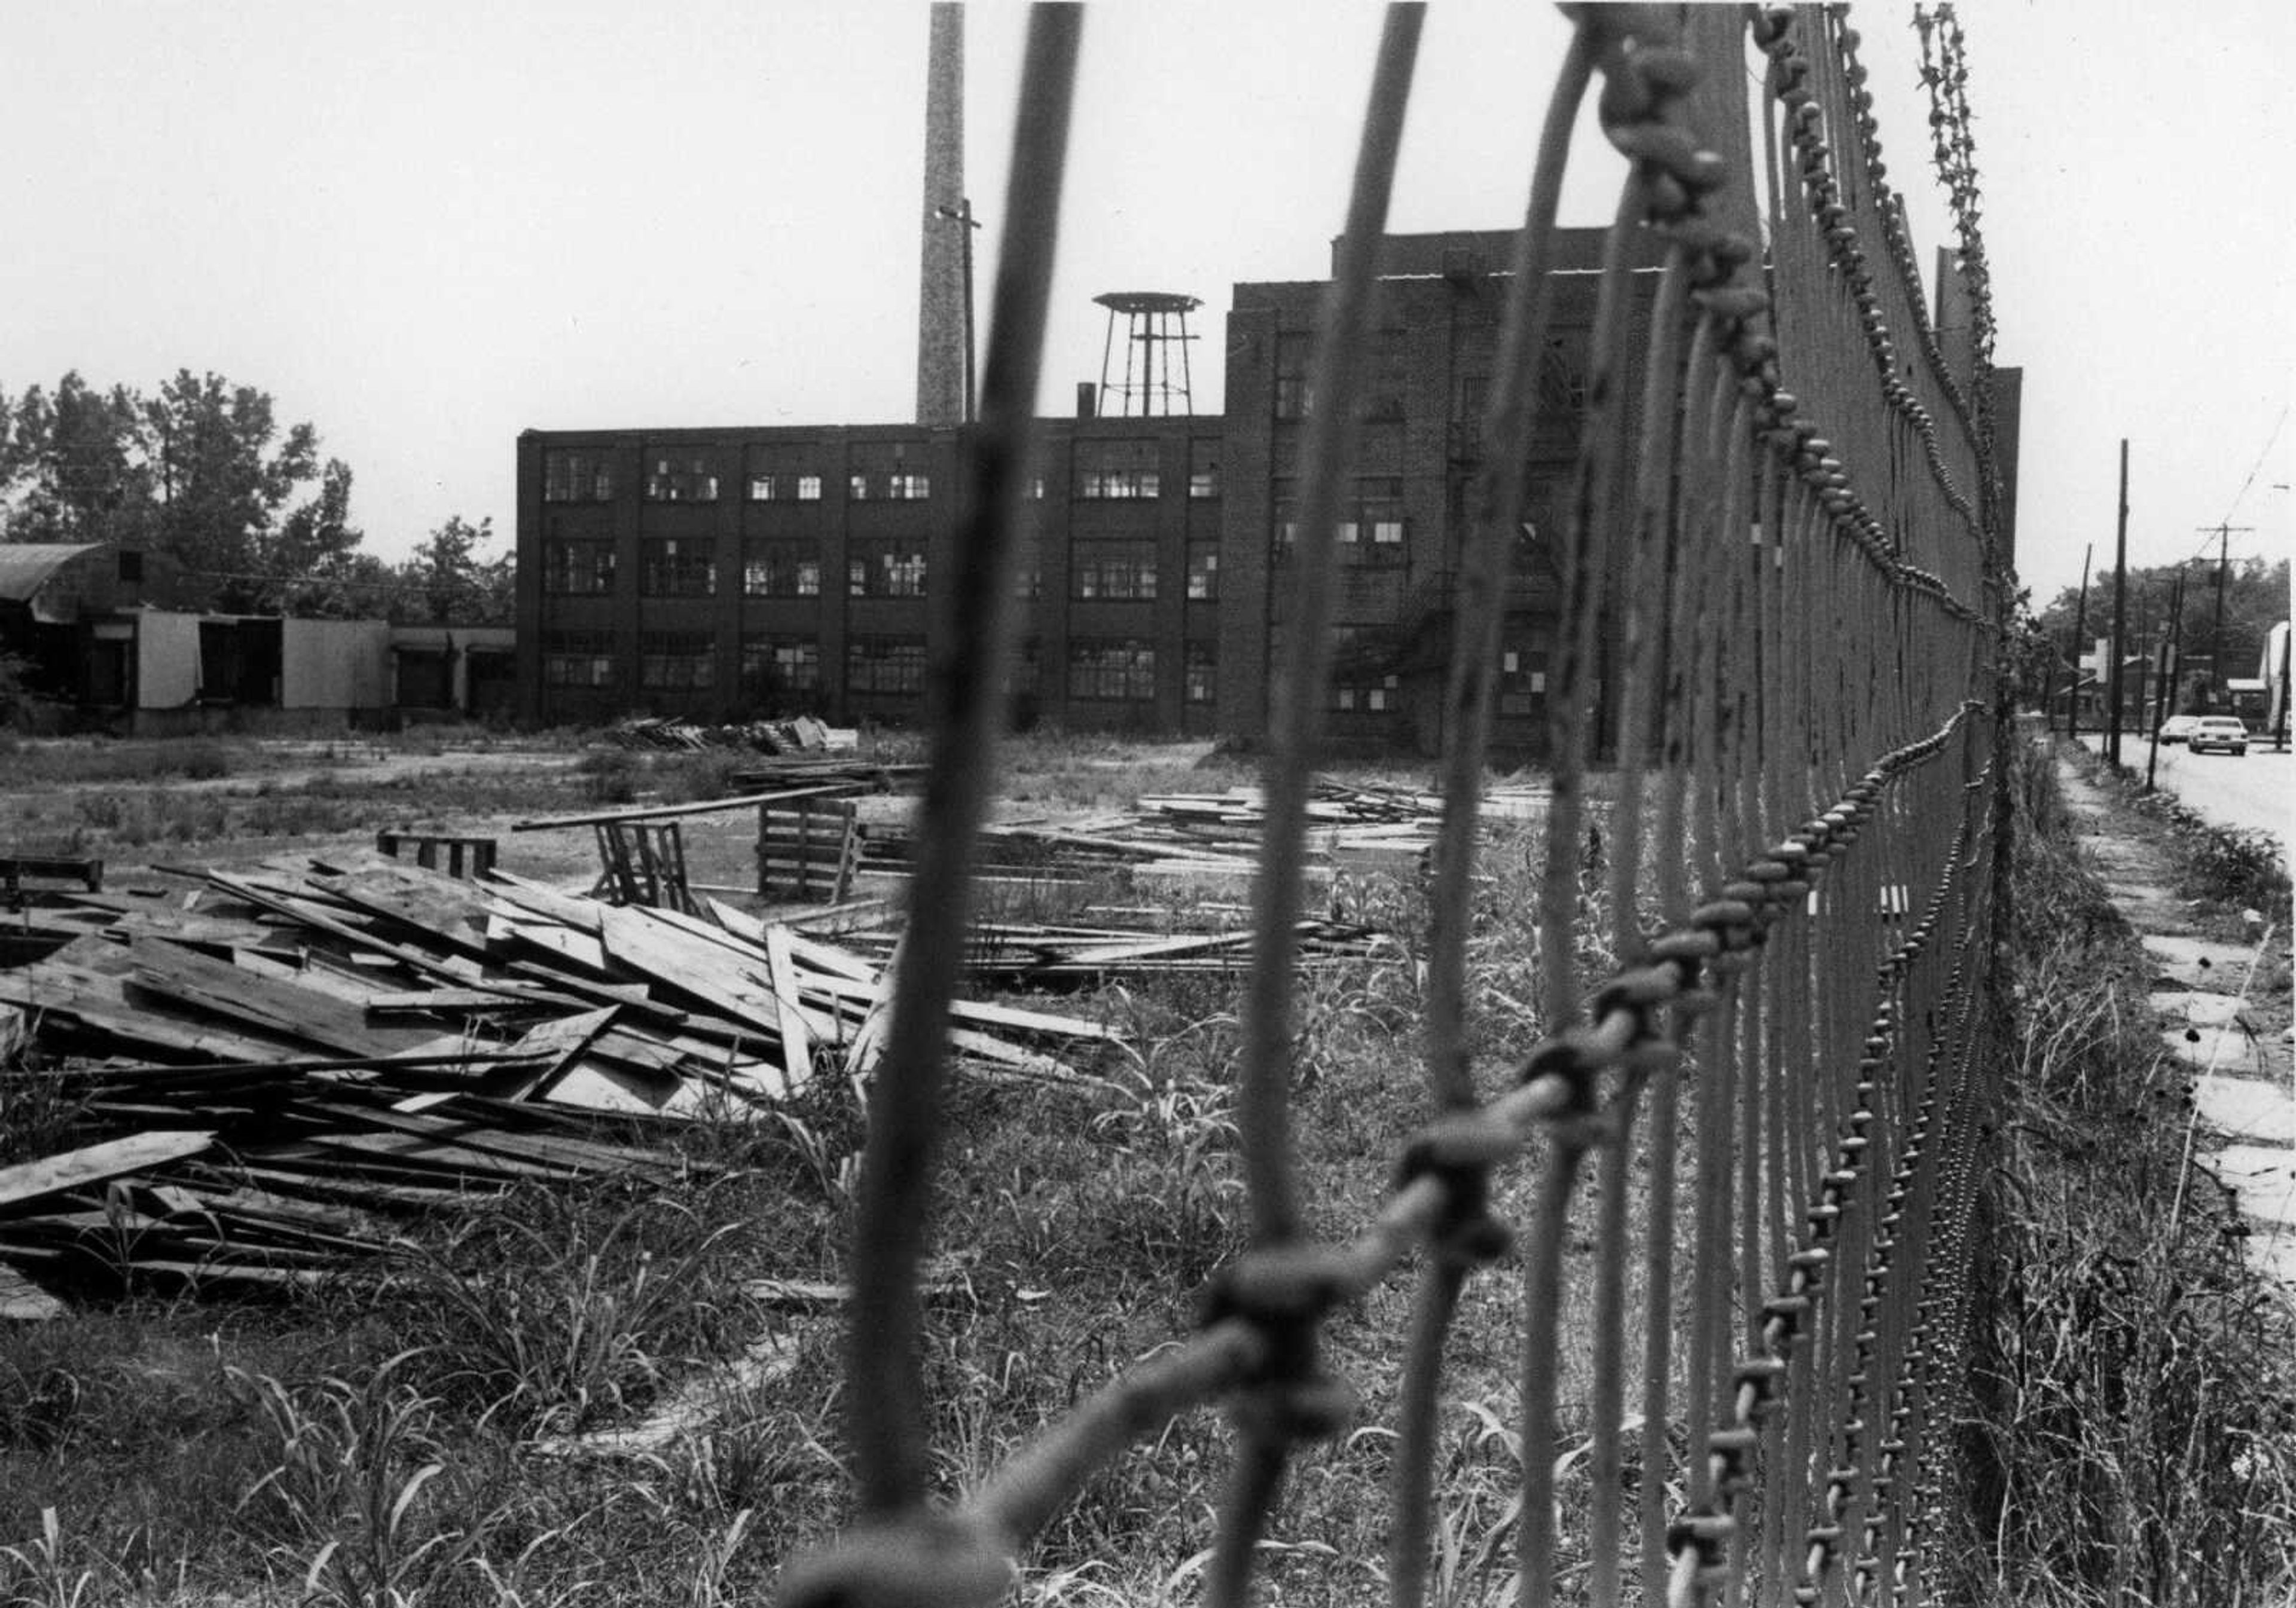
[0,369,510,624]
[2029,553,2289,713]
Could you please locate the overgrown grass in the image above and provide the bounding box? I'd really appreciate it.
[0,815,1571,1604]
[0,738,239,788]
[1945,737,2296,1606]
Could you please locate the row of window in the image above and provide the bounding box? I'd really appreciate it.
[1269,334,1589,423]
[542,538,1223,601]
[544,443,1224,505]
[540,632,1216,704]
[544,630,1546,714]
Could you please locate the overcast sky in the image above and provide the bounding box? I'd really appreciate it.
[3,2,2289,615]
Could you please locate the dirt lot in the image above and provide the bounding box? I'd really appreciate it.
[0,727,1260,899]
[0,730,784,894]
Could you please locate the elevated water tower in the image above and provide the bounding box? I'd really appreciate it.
[1092,292,1201,417]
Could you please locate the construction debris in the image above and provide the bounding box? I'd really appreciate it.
[845,778,1548,892]
[602,714,860,755]
[0,852,1116,1312]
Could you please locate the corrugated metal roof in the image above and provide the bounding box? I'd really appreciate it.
[0,543,103,603]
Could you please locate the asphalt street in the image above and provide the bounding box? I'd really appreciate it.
[2074,730,2291,848]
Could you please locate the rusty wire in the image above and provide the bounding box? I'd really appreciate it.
[778,5,2009,1606]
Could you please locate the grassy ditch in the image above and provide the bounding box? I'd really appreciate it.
[1946,739,2296,1606]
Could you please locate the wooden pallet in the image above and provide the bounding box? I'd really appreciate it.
[757,797,860,903]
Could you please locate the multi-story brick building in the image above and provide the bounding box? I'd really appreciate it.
[515,228,1655,752]
[516,418,1226,735]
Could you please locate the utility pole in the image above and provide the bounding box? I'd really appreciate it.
[2196,521,2252,708]
[2065,543,2092,736]
[2145,571,2184,793]
[2107,440,2129,767]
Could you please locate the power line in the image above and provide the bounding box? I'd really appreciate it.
[2216,403,2289,527]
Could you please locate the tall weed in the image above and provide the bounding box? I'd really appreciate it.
[1950,739,2296,1605]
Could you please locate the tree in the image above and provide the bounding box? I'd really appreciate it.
[267,458,370,615]
[2,369,350,613]
[0,373,153,545]
[394,516,514,626]
[141,369,320,603]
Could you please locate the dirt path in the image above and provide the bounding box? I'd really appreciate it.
[2053,744,2296,1301]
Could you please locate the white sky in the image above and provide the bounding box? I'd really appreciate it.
[3,2,2289,612]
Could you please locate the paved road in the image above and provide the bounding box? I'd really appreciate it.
[2072,730,2291,848]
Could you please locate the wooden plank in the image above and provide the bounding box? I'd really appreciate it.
[132,938,413,1056]
[201,1160,477,1211]
[203,872,520,994]
[301,1099,662,1175]
[5,959,292,1060]
[764,925,816,1094]
[511,782,857,834]
[1,1260,66,1321]
[543,1059,724,1119]
[300,1130,580,1183]
[484,1005,621,1103]
[0,1131,215,1212]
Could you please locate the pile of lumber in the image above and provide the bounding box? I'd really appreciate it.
[726,755,929,792]
[602,714,860,754]
[838,917,1388,982]
[0,852,1116,1313]
[849,778,1548,889]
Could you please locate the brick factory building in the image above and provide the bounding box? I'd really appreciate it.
[514,228,1662,753]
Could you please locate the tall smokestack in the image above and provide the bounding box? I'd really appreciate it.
[916,3,967,427]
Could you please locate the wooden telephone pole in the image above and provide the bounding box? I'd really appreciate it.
[2196,522,2253,703]
[2107,441,2130,766]
[2064,544,2092,735]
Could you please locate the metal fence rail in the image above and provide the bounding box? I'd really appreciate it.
[779,4,2009,1605]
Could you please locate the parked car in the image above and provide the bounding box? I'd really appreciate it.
[2156,714,2203,745]
[2187,717,2249,755]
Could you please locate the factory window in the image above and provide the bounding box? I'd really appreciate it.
[848,539,927,597]
[1359,331,1407,421]
[1186,542,1220,601]
[1454,374,1491,421]
[640,538,716,597]
[747,467,825,502]
[1498,646,1548,716]
[542,630,616,688]
[640,631,715,690]
[743,540,822,597]
[741,633,820,695]
[847,634,926,694]
[1076,438,1161,499]
[544,539,616,595]
[1274,332,1312,419]
[643,451,719,503]
[1189,440,1222,500]
[1012,534,1042,600]
[1332,672,1401,713]
[544,449,615,503]
[1069,638,1156,702]
[1339,478,1407,565]
[848,439,930,502]
[1184,641,1216,704]
[1539,337,1590,415]
[1073,542,1158,601]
